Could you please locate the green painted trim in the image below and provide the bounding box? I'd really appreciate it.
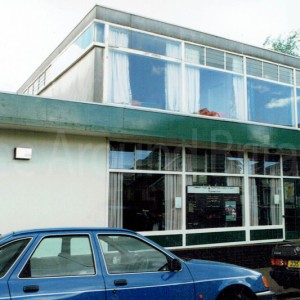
[186,231,246,246]
[250,229,283,241]
[2,92,300,150]
[146,235,182,247]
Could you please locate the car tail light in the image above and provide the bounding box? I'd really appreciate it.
[262,276,269,289]
[271,258,287,266]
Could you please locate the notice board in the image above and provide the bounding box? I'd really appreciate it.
[186,186,241,229]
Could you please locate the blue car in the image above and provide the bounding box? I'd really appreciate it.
[0,228,273,299]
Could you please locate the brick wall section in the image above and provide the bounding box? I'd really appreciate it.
[172,243,283,269]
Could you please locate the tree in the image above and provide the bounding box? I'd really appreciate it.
[263,31,300,56]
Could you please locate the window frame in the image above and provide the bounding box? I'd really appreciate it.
[98,234,175,275]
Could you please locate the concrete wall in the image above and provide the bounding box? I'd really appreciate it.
[0,129,108,233]
[40,49,96,102]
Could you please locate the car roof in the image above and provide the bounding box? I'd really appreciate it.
[7,227,135,237]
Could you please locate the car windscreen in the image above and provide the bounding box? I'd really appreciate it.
[0,239,30,277]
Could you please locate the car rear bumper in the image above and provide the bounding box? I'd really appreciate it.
[270,268,300,288]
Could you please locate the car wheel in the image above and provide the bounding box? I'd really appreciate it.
[217,286,256,300]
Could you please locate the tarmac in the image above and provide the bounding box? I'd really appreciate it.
[257,267,300,299]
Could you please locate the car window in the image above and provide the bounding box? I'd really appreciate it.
[20,235,95,278]
[0,239,30,277]
[98,235,169,274]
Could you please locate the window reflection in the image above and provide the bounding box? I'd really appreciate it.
[110,142,135,169]
[185,67,244,119]
[247,78,294,127]
[136,144,160,170]
[248,153,280,176]
[109,50,181,111]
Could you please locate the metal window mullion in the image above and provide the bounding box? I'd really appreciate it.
[244,152,251,242]
[102,23,110,104]
[182,147,187,246]
[280,155,285,239]
[181,41,186,114]
[293,68,298,128]
[243,56,248,121]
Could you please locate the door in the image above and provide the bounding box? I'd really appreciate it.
[284,179,300,239]
[98,234,195,300]
[8,233,106,299]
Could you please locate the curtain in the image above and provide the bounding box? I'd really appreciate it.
[108,173,124,228]
[165,175,182,230]
[270,179,281,225]
[185,66,200,114]
[232,75,244,120]
[249,178,259,226]
[225,157,242,174]
[165,43,181,111]
[162,147,181,171]
[108,28,132,104]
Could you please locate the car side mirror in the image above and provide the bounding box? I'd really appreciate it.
[168,258,182,272]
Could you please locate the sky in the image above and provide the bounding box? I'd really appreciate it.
[0,0,300,93]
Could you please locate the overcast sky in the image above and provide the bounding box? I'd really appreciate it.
[1,0,300,93]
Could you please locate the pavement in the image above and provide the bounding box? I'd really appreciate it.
[257,267,300,299]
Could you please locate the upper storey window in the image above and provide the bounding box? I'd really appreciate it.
[109,26,181,59]
[185,44,244,119]
[246,58,293,85]
[246,58,295,127]
[247,78,294,127]
[185,44,243,74]
[108,27,181,111]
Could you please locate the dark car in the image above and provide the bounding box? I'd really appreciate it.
[0,227,273,299]
[270,241,300,288]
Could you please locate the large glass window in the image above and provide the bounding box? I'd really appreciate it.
[283,155,300,176]
[186,175,244,229]
[109,173,182,231]
[110,142,182,171]
[108,50,181,111]
[248,153,280,175]
[186,148,244,174]
[109,26,181,59]
[110,142,135,169]
[249,178,282,226]
[247,78,294,127]
[136,144,160,170]
[185,67,244,119]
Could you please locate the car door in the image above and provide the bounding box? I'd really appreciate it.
[0,238,32,299]
[97,234,195,300]
[8,232,106,299]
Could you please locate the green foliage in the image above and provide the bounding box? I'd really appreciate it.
[263,31,300,56]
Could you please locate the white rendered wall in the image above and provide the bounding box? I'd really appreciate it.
[0,129,108,233]
[40,50,96,102]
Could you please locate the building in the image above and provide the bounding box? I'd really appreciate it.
[2,5,300,263]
